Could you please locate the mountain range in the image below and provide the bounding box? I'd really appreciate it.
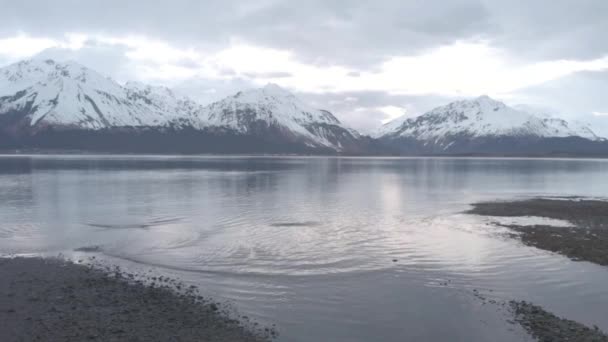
[1,58,607,156]
[376,95,607,156]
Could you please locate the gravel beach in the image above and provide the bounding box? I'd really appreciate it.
[0,257,271,342]
[510,301,608,342]
[467,198,608,266]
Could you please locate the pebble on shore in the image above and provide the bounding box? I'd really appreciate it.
[0,257,272,342]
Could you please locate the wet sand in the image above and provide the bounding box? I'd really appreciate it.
[467,198,608,266]
[0,257,271,342]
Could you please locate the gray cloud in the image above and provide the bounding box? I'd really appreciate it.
[510,70,608,137]
[483,0,608,61]
[173,77,257,105]
[1,0,484,67]
[513,71,608,116]
[34,40,137,83]
[243,71,293,79]
[217,68,237,77]
[174,58,203,69]
[298,91,457,133]
[4,0,606,67]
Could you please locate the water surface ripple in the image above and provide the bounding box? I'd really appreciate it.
[1,155,608,341]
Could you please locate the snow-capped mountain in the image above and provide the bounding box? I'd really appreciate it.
[198,84,361,151]
[2,58,605,156]
[378,95,607,156]
[0,59,364,153]
[0,59,201,131]
[123,81,202,128]
[512,104,600,141]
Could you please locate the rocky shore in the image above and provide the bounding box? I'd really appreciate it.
[468,198,608,341]
[510,301,608,342]
[467,198,608,266]
[0,257,271,342]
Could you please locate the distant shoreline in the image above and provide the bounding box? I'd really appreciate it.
[2,150,608,159]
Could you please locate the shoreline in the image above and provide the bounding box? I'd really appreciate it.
[0,257,272,342]
[467,198,608,266]
[3,151,608,159]
[509,301,608,342]
[467,197,608,341]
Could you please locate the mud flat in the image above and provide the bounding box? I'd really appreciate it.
[467,198,608,266]
[0,257,271,342]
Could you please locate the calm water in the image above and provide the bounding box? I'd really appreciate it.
[2,155,608,341]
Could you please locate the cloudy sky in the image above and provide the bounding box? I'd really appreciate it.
[1,0,608,134]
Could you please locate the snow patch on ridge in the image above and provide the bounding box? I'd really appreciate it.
[377,95,601,142]
[0,59,202,129]
[199,83,354,149]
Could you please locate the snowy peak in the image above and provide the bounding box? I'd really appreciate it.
[0,59,114,91]
[0,58,203,130]
[260,83,296,98]
[201,84,356,150]
[225,83,338,124]
[379,95,601,142]
[475,94,503,106]
[125,81,176,99]
[204,83,341,128]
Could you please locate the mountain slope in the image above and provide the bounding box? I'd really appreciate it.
[0,59,201,133]
[378,96,607,156]
[198,84,362,152]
